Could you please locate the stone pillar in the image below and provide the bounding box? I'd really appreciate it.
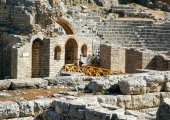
[11,44,32,79]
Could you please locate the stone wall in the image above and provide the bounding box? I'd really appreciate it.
[11,43,32,79]
[0,1,34,31]
[100,46,170,73]
[100,45,125,72]
[49,35,92,77]
[0,33,21,78]
[100,45,111,69]
[125,49,143,73]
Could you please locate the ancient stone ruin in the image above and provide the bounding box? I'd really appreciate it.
[0,0,170,120]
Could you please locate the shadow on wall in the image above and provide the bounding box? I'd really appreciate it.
[125,49,170,73]
[145,55,169,71]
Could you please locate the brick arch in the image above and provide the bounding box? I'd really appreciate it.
[56,19,75,35]
[65,38,78,64]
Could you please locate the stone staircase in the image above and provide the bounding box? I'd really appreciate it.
[72,14,170,51]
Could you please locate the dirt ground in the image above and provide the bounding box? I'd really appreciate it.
[0,86,71,101]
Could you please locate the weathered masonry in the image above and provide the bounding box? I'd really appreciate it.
[0,0,170,79]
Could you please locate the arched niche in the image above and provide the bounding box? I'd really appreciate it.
[81,44,87,57]
[65,38,78,64]
[54,46,61,60]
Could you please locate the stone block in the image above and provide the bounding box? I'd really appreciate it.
[113,115,137,120]
[46,76,82,86]
[0,80,11,90]
[131,93,160,109]
[69,103,86,119]
[0,101,19,119]
[52,100,70,115]
[118,77,146,95]
[6,117,35,120]
[125,110,153,120]
[86,76,121,93]
[160,92,170,101]
[97,95,117,106]
[165,82,170,92]
[17,100,34,117]
[42,109,64,120]
[117,95,132,109]
[34,98,55,116]
[9,78,48,90]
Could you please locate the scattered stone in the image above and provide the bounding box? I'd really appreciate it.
[0,92,12,97]
[45,86,52,90]
[0,80,11,90]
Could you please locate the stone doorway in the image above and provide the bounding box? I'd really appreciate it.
[65,38,78,64]
[32,39,42,78]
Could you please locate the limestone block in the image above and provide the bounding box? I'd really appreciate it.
[118,78,146,95]
[86,78,119,93]
[9,78,48,89]
[0,101,19,119]
[85,107,113,120]
[164,74,170,82]
[165,82,170,92]
[112,108,125,116]
[17,100,34,117]
[114,115,137,120]
[160,92,170,101]
[117,95,132,109]
[125,110,153,120]
[156,98,170,120]
[74,96,100,107]
[34,98,55,115]
[6,117,35,120]
[46,76,83,86]
[0,80,11,90]
[131,93,160,109]
[144,75,165,83]
[69,103,86,119]
[97,95,117,106]
[42,109,64,120]
[144,75,165,93]
[146,82,164,93]
[52,100,70,115]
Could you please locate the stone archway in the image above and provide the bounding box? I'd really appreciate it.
[56,19,75,35]
[32,39,42,78]
[65,38,78,64]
